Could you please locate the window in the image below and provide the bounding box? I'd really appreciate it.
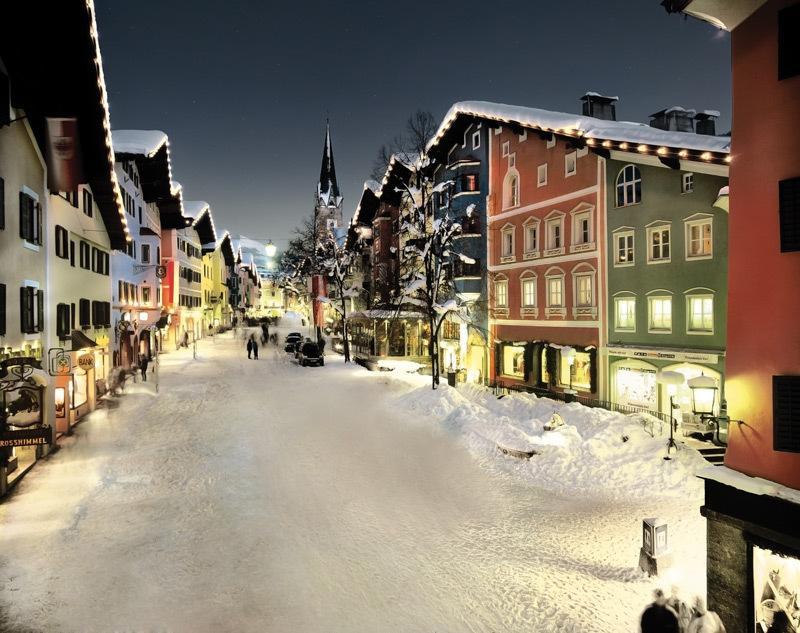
[559,351,591,390]
[142,287,151,304]
[460,174,479,192]
[537,164,547,187]
[547,276,563,307]
[472,130,480,149]
[501,141,510,157]
[524,221,538,254]
[616,165,642,207]
[142,243,151,264]
[615,231,634,265]
[546,216,563,250]
[778,4,800,80]
[615,297,636,331]
[79,298,90,328]
[19,286,43,334]
[56,303,71,340]
[501,225,515,258]
[648,226,671,262]
[494,279,508,307]
[565,151,577,177]
[779,177,800,252]
[686,219,713,258]
[573,211,592,245]
[55,225,69,259]
[682,172,694,194]
[575,273,593,307]
[648,296,672,332]
[79,241,91,269]
[687,295,714,333]
[521,276,537,307]
[19,191,41,244]
[773,375,800,452]
[546,136,556,149]
[502,345,525,377]
[504,171,520,208]
[82,188,93,217]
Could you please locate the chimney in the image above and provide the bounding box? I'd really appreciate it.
[694,110,719,136]
[581,92,618,121]
[649,106,696,132]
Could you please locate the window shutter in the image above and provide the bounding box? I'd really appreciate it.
[779,177,800,252]
[79,298,90,328]
[91,300,99,327]
[70,302,76,331]
[0,176,5,230]
[778,4,800,80]
[35,200,42,245]
[0,283,5,335]
[36,289,44,332]
[19,191,29,240]
[104,301,111,327]
[774,375,800,452]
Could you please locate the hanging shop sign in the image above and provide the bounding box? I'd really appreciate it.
[156,265,167,279]
[48,348,72,376]
[77,354,95,371]
[0,426,51,448]
[606,346,719,365]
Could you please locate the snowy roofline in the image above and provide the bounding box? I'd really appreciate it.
[184,200,210,218]
[582,91,619,101]
[429,100,730,156]
[698,465,800,506]
[112,129,169,158]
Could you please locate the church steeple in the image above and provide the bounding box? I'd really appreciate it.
[317,120,341,205]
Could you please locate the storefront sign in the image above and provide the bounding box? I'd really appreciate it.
[0,426,51,447]
[48,348,72,376]
[77,354,95,371]
[156,265,167,279]
[0,357,43,378]
[606,346,719,365]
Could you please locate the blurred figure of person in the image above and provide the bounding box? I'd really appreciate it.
[138,354,149,382]
[687,596,726,633]
[641,588,680,633]
[182,331,189,348]
[246,337,253,359]
[252,338,259,360]
[668,586,693,632]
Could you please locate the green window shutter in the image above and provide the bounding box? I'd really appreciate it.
[0,176,5,230]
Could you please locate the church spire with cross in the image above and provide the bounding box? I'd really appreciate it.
[314,119,343,236]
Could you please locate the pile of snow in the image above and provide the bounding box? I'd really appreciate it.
[390,382,707,501]
[376,359,423,373]
[277,311,306,330]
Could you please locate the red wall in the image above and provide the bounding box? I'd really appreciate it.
[724,0,800,489]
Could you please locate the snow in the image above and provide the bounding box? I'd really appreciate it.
[376,359,424,373]
[0,334,707,632]
[112,129,168,157]
[431,101,731,153]
[183,200,210,218]
[697,465,800,506]
[717,185,730,196]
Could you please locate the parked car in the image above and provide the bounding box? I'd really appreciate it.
[297,341,324,367]
[284,332,303,352]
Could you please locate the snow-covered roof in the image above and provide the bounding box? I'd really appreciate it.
[112,130,169,158]
[582,91,619,101]
[698,465,800,506]
[183,200,209,218]
[430,100,730,158]
[364,179,382,194]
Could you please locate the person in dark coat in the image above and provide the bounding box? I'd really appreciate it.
[246,338,253,359]
[641,589,681,633]
[252,338,259,360]
[139,354,149,382]
[182,331,189,348]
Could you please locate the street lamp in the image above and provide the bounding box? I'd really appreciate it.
[687,373,728,445]
[265,241,277,258]
[657,369,685,459]
[561,346,577,401]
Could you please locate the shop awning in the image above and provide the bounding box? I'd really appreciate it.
[71,330,98,351]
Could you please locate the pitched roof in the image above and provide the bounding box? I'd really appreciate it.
[186,201,217,250]
[429,100,730,164]
[0,0,131,249]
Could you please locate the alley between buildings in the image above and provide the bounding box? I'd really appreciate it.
[0,332,704,633]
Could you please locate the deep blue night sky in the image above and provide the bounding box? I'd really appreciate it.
[96,0,730,247]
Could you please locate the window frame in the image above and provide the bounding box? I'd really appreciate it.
[685,216,713,260]
[613,229,635,267]
[615,164,642,207]
[564,151,577,177]
[647,224,671,264]
[686,293,714,335]
[614,296,637,332]
[573,271,595,308]
[500,223,516,261]
[494,278,509,308]
[546,273,565,309]
[503,170,520,209]
[682,172,694,194]
[647,295,673,333]
[537,163,548,187]
[472,130,481,150]
[523,218,539,258]
[520,273,537,308]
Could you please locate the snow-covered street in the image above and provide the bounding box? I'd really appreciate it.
[0,332,706,633]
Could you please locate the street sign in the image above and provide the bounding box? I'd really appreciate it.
[48,348,72,376]
[0,426,51,447]
[156,265,167,279]
[77,354,95,371]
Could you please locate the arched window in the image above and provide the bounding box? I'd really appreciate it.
[616,165,642,207]
[503,170,520,209]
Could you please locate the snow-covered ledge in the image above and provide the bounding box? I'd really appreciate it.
[698,465,800,506]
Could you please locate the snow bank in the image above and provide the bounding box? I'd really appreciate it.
[391,382,707,501]
[376,359,423,373]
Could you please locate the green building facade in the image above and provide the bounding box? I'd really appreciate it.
[604,155,728,426]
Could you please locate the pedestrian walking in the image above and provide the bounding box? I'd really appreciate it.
[138,354,149,382]
[182,331,189,348]
[252,338,259,360]
[246,338,253,359]
[686,597,726,633]
[640,588,680,633]
[668,586,693,632]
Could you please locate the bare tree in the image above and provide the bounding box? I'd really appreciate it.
[317,231,359,363]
